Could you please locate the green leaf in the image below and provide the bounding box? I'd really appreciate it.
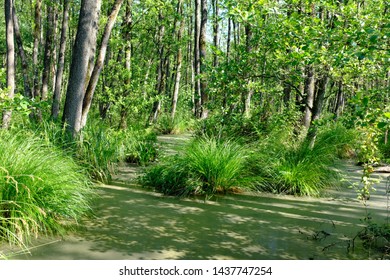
[377,122,388,129]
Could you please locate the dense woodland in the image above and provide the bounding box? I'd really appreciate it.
[0,0,389,255]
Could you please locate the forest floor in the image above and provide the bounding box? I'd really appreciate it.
[1,134,389,260]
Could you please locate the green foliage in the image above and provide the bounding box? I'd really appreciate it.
[154,112,195,135]
[249,123,356,196]
[195,111,263,141]
[0,131,92,247]
[184,137,249,195]
[76,124,120,182]
[357,221,390,258]
[141,137,250,197]
[24,119,158,182]
[114,128,158,166]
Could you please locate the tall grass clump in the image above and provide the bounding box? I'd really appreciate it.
[77,124,121,182]
[0,131,92,246]
[250,123,356,196]
[115,128,158,165]
[141,137,250,197]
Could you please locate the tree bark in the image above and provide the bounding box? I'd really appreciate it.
[118,0,133,130]
[194,0,201,117]
[81,0,124,129]
[12,5,31,97]
[307,74,329,147]
[2,0,16,129]
[212,0,219,68]
[41,5,55,100]
[243,23,253,117]
[62,0,101,138]
[199,0,208,119]
[334,81,344,120]
[32,0,41,99]
[148,11,166,125]
[303,66,315,130]
[52,0,70,119]
[171,0,184,120]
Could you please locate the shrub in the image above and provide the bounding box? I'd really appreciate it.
[154,112,195,135]
[141,137,250,197]
[249,123,355,196]
[0,131,92,246]
[77,124,121,182]
[115,128,158,165]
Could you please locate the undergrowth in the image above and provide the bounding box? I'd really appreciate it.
[249,123,357,196]
[0,131,92,247]
[141,136,250,197]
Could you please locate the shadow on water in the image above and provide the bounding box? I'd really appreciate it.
[3,172,389,260]
[1,134,389,260]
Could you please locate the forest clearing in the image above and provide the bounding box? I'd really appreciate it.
[1,0,390,259]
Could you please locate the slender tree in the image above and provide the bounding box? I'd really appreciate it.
[2,0,16,129]
[12,5,31,97]
[52,0,70,119]
[32,0,41,99]
[199,0,208,119]
[81,0,124,128]
[171,0,184,120]
[194,0,201,117]
[62,0,101,137]
[41,4,56,100]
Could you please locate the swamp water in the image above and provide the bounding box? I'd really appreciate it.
[1,135,389,260]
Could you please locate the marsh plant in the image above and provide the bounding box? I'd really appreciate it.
[0,131,92,247]
[249,123,356,196]
[141,136,250,197]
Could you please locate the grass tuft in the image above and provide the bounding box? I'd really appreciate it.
[141,136,250,197]
[0,131,92,246]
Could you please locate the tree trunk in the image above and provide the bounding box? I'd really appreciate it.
[226,18,231,62]
[243,23,253,117]
[52,0,70,119]
[41,5,55,100]
[312,75,329,122]
[307,74,329,147]
[62,0,101,138]
[118,0,133,130]
[32,0,41,99]
[334,81,344,120]
[81,0,124,129]
[194,0,201,118]
[303,66,315,130]
[199,0,208,119]
[212,0,219,68]
[171,0,184,120]
[2,0,15,129]
[148,11,166,125]
[12,5,31,97]
[51,9,59,95]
